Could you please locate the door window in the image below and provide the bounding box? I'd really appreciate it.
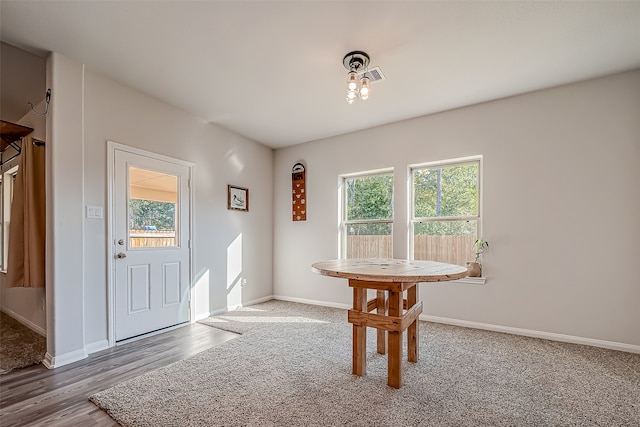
[128,166,178,248]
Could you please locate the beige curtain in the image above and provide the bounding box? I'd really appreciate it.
[6,136,46,288]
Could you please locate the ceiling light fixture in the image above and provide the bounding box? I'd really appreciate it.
[343,50,370,104]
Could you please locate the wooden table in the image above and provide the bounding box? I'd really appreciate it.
[311,258,468,388]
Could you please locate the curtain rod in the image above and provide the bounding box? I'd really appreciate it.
[0,137,45,167]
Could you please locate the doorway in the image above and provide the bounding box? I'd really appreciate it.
[108,142,193,343]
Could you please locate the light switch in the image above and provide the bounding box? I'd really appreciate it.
[86,206,103,219]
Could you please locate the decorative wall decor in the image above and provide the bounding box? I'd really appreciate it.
[292,162,306,221]
[228,185,248,211]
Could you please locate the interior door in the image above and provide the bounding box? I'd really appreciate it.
[113,149,190,341]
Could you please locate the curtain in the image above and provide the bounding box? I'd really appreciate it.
[6,136,46,288]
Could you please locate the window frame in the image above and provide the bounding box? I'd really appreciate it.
[1,165,19,272]
[339,168,394,259]
[409,156,482,264]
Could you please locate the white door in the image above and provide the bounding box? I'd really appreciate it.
[113,148,191,341]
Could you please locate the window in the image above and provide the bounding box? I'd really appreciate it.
[410,158,480,267]
[128,166,178,248]
[341,170,393,259]
[1,165,19,271]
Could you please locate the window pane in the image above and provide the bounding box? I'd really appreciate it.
[413,220,477,266]
[128,167,178,248]
[346,223,392,258]
[413,163,478,218]
[346,174,393,221]
[2,167,19,271]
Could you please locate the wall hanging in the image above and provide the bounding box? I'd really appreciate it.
[292,162,306,221]
[228,185,248,212]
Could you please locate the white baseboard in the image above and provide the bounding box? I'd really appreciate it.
[194,311,215,321]
[85,339,109,354]
[202,294,350,319]
[206,295,640,354]
[42,353,54,369]
[421,314,640,354]
[197,295,278,319]
[42,348,88,369]
[241,295,276,307]
[272,294,351,310]
[1,306,46,336]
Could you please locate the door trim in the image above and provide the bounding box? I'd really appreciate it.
[106,141,194,348]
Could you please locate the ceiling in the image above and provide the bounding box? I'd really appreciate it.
[2,1,640,149]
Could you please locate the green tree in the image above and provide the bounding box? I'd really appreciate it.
[346,174,393,235]
[413,163,478,235]
[343,164,478,237]
[129,199,176,231]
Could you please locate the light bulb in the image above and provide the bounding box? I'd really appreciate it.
[346,71,358,91]
[359,76,370,100]
[346,96,356,104]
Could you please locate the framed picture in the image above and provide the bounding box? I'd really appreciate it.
[228,185,249,211]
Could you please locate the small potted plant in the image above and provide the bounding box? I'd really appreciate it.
[467,238,489,277]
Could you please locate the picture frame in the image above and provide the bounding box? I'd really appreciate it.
[228,185,249,212]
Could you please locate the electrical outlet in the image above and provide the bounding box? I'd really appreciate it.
[241,278,247,287]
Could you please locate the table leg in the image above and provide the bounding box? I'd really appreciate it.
[352,287,367,376]
[387,289,403,389]
[407,283,419,363]
[376,290,387,354]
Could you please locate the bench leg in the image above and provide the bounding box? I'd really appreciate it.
[376,290,387,354]
[407,284,419,363]
[387,289,403,388]
[352,287,367,376]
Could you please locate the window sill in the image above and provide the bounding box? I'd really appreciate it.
[449,276,486,285]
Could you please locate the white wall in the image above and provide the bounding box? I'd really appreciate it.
[45,53,86,367]
[82,68,274,349]
[29,52,273,365]
[0,42,46,122]
[273,70,640,349]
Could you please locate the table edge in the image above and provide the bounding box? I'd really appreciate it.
[311,263,469,283]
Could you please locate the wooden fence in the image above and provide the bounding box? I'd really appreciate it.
[130,231,474,263]
[130,230,176,248]
[347,235,476,266]
[346,235,393,259]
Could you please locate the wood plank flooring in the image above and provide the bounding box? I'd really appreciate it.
[0,323,238,427]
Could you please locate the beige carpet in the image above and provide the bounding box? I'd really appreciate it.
[91,300,640,426]
[0,311,46,375]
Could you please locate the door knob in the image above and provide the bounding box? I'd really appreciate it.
[116,252,127,259]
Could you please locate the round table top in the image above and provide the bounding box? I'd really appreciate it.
[311,258,468,283]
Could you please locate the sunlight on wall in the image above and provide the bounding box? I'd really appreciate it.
[226,233,243,309]
[193,268,210,321]
[224,149,245,173]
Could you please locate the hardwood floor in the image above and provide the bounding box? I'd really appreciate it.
[0,323,238,427]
